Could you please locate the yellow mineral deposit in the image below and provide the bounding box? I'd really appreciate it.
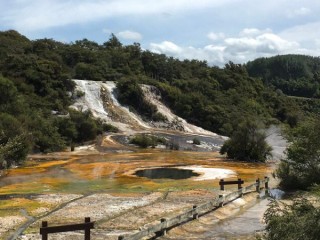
[1,150,271,195]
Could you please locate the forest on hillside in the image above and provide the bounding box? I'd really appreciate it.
[246,54,320,98]
[0,30,320,168]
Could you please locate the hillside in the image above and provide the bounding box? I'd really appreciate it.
[246,54,320,98]
[0,30,317,167]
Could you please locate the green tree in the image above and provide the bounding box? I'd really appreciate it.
[276,118,320,190]
[55,118,78,144]
[0,75,24,114]
[103,33,122,49]
[74,62,100,80]
[220,120,272,162]
[30,116,66,153]
[246,54,320,98]
[0,132,30,169]
[263,198,320,240]
[116,78,166,121]
[129,134,166,148]
[69,110,99,143]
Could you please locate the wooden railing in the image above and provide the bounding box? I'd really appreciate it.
[219,178,244,190]
[118,177,269,240]
[40,217,94,240]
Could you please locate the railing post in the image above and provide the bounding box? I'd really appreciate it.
[219,179,224,191]
[238,178,242,189]
[84,217,91,240]
[240,186,244,197]
[264,176,269,196]
[161,218,167,236]
[153,218,167,237]
[41,221,48,240]
[193,205,199,219]
[219,194,224,207]
[264,176,269,189]
[256,178,260,192]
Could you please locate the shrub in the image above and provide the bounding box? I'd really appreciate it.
[167,141,180,150]
[220,120,272,162]
[102,123,119,133]
[74,90,85,98]
[0,132,30,169]
[152,112,168,122]
[276,118,320,190]
[263,198,320,240]
[130,134,166,148]
[116,78,164,121]
[192,138,201,145]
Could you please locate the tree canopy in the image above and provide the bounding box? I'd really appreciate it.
[246,54,320,98]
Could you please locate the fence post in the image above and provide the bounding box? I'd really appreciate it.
[219,179,224,190]
[219,194,224,207]
[84,217,91,240]
[238,178,242,189]
[264,176,269,196]
[264,176,269,189]
[193,205,199,219]
[41,221,48,240]
[256,178,260,192]
[160,218,167,236]
[240,186,244,197]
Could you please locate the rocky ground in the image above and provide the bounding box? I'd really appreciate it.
[0,145,273,240]
[8,190,266,240]
[11,190,216,240]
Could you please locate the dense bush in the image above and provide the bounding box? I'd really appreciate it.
[0,132,30,168]
[263,198,320,240]
[130,134,166,148]
[220,120,272,162]
[276,118,320,190]
[102,123,119,133]
[116,78,167,121]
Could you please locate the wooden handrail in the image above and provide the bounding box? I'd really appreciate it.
[40,217,94,240]
[219,178,244,190]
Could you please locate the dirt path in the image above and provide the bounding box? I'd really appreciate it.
[160,193,269,240]
[199,198,269,239]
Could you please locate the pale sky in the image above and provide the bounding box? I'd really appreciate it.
[1,0,320,66]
